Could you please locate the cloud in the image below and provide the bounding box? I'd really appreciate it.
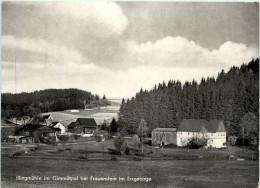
[50,2,128,36]
[125,36,258,70]
[18,1,128,38]
[1,60,225,98]
[2,35,84,64]
[211,41,258,67]
[2,35,258,98]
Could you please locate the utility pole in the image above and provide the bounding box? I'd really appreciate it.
[109,123,111,139]
[140,118,146,154]
[142,121,143,154]
[242,126,244,153]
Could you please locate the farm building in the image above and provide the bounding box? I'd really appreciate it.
[7,116,31,125]
[152,119,227,148]
[67,118,97,135]
[27,115,53,126]
[49,122,66,134]
[15,124,61,143]
[1,120,22,141]
[177,119,226,148]
[152,128,177,146]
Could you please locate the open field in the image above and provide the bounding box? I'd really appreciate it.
[108,99,122,106]
[1,141,258,188]
[41,101,120,126]
[2,154,258,188]
[41,112,89,127]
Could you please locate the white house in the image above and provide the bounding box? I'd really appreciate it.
[49,122,66,134]
[177,119,226,148]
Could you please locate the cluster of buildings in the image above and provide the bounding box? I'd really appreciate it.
[152,119,227,148]
[6,115,98,144]
[5,114,227,149]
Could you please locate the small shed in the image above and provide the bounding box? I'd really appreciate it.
[152,128,177,146]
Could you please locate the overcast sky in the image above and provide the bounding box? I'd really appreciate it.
[2,2,259,98]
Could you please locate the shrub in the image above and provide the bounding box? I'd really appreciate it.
[111,156,117,161]
[235,138,251,146]
[186,138,208,149]
[120,140,129,154]
[58,135,70,142]
[114,134,125,154]
[164,143,177,148]
[125,146,130,155]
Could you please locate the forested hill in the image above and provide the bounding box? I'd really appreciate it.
[118,58,259,138]
[2,89,109,118]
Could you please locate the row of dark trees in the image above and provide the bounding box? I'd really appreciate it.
[118,59,259,141]
[1,89,110,119]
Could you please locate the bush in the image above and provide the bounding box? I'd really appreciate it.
[125,146,130,155]
[111,156,117,161]
[73,135,82,140]
[58,135,70,142]
[120,140,129,154]
[235,138,251,146]
[164,143,177,148]
[186,138,208,149]
[114,134,125,153]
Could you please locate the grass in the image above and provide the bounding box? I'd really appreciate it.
[154,146,259,161]
[1,155,258,188]
[1,141,258,188]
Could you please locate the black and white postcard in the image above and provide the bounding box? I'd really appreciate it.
[1,1,259,187]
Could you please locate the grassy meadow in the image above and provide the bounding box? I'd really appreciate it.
[1,140,258,188]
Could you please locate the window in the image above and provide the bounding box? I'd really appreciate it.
[188,132,190,135]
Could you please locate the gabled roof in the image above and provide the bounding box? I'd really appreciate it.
[49,122,60,127]
[49,122,64,131]
[68,122,76,128]
[41,115,51,119]
[16,124,44,133]
[27,117,47,125]
[153,128,177,132]
[16,124,58,133]
[178,119,226,133]
[76,118,97,128]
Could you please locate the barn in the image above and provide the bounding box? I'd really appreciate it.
[152,128,177,146]
[67,118,97,135]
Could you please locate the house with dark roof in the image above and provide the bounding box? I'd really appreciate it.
[67,118,97,135]
[177,119,226,148]
[15,124,61,143]
[151,119,226,148]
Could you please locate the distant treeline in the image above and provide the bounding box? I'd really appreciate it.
[2,88,110,118]
[118,58,259,139]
